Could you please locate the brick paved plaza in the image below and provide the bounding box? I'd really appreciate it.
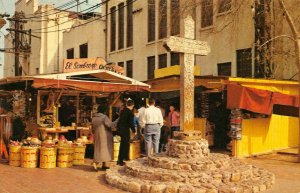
[0,155,299,193]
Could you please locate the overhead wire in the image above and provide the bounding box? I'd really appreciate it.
[30,2,103,32]
[31,0,138,34]
[28,2,101,23]
[21,0,78,18]
[23,0,87,19]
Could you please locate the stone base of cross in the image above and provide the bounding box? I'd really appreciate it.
[164,15,210,132]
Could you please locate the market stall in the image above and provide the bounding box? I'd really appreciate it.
[145,75,228,147]
[0,68,150,168]
[226,78,299,158]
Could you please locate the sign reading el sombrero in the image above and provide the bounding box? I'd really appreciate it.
[63,58,125,75]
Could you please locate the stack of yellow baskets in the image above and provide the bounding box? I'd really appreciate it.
[40,147,57,169]
[57,147,74,168]
[20,146,39,168]
[9,145,21,167]
[73,146,86,165]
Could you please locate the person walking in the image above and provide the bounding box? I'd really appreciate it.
[141,98,164,156]
[92,106,115,171]
[169,105,180,138]
[116,100,135,166]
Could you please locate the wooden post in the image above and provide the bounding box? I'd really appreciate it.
[164,15,210,131]
[37,90,40,124]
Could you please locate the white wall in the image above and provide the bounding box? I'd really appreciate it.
[195,0,254,77]
[105,0,181,81]
[63,19,106,61]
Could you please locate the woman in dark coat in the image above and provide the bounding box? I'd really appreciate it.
[92,106,115,171]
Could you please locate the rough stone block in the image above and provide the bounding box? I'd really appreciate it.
[231,172,241,182]
[259,184,267,191]
[252,185,260,193]
[205,188,218,193]
[179,164,192,170]
[141,184,151,193]
[165,184,179,193]
[178,185,195,193]
[127,181,141,193]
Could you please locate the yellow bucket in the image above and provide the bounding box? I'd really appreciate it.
[40,147,56,169]
[73,146,86,165]
[21,147,39,168]
[113,142,120,161]
[129,141,141,160]
[57,147,74,168]
[9,145,21,167]
[113,141,141,161]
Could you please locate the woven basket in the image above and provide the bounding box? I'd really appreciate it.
[57,147,74,168]
[73,146,86,165]
[21,147,39,168]
[40,147,56,169]
[9,145,21,167]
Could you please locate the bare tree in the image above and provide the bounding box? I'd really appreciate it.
[277,0,300,162]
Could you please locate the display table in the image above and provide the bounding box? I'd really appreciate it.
[76,127,90,139]
[39,128,69,140]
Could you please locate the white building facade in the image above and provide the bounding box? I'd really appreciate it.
[4,0,299,81]
[104,0,299,81]
[4,0,104,77]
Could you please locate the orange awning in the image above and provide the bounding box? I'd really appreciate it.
[227,84,299,115]
[32,78,150,92]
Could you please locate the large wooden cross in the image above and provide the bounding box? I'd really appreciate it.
[164,15,210,131]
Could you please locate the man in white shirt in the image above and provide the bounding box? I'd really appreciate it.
[138,101,146,130]
[141,98,164,156]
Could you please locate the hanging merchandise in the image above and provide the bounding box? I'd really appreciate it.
[230,108,242,140]
[200,93,209,118]
[12,91,26,118]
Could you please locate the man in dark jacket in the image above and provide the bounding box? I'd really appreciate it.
[117,100,135,166]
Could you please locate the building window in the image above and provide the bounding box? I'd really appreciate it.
[126,60,133,78]
[217,62,231,76]
[127,0,133,47]
[158,54,167,69]
[171,52,180,66]
[118,3,124,50]
[110,6,116,51]
[118,62,124,67]
[148,0,155,42]
[237,48,252,77]
[79,43,88,58]
[171,0,180,36]
[147,56,155,79]
[218,0,232,13]
[159,0,167,39]
[66,48,74,59]
[201,0,213,28]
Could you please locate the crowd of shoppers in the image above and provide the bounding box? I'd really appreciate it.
[91,98,180,171]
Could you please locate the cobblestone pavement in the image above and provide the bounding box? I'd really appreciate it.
[0,154,299,193]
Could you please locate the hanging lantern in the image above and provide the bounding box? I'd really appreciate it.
[0,17,6,29]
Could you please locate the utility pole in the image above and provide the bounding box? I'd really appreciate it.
[7,12,27,76]
[15,14,20,76]
[76,0,79,12]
